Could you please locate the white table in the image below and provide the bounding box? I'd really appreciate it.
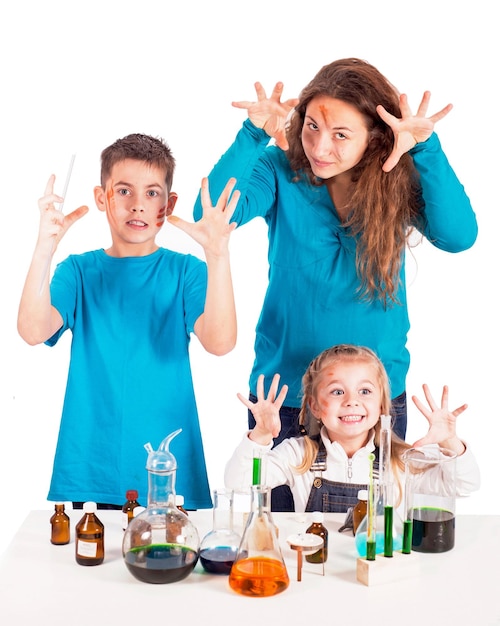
[1,509,498,625]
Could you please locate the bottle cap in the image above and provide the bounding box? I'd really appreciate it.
[311,511,324,523]
[126,490,139,500]
[357,489,368,501]
[83,501,97,513]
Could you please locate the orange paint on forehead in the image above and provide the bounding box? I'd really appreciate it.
[319,104,330,124]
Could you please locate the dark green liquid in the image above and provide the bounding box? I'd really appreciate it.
[125,543,198,583]
[412,508,455,553]
[402,519,413,554]
[366,540,376,561]
[384,506,393,557]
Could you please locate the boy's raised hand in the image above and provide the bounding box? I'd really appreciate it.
[37,174,89,254]
[168,177,239,257]
[237,374,288,445]
[411,384,466,455]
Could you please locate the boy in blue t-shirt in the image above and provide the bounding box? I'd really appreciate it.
[18,133,240,510]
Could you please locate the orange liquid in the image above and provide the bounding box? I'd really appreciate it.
[228,557,289,597]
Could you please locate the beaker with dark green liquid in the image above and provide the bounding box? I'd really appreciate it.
[403,446,457,553]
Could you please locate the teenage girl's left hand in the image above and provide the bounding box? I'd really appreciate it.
[377,91,453,173]
[411,384,466,455]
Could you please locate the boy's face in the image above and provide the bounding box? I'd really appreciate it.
[94,158,177,257]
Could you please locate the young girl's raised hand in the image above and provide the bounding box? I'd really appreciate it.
[237,373,288,445]
[377,91,453,173]
[411,384,466,455]
[232,82,299,151]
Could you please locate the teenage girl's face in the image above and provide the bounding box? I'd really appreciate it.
[301,96,370,180]
[309,360,382,453]
[94,159,177,257]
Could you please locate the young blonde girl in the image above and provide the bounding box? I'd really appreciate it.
[225,345,480,513]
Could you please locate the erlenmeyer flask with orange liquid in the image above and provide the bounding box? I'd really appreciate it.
[228,485,289,597]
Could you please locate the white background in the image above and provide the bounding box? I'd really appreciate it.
[1,0,497,549]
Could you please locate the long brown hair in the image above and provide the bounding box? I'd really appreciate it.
[286,59,422,305]
[295,344,410,504]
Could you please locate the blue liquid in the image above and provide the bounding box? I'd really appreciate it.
[355,531,403,557]
[200,546,238,575]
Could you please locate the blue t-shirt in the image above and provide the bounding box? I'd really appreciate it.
[46,247,212,509]
[194,121,477,406]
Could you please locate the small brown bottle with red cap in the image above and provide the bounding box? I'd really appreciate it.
[122,490,141,530]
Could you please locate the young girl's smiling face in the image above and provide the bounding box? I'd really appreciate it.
[309,359,382,454]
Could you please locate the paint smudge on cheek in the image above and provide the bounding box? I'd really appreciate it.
[106,186,115,210]
[156,206,166,228]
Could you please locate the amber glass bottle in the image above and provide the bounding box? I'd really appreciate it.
[50,503,70,545]
[305,511,328,563]
[75,502,105,566]
[122,490,140,530]
[352,489,368,535]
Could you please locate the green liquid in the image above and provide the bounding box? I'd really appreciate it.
[402,519,413,554]
[252,457,261,485]
[384,506,393,557]
[412,508,455,553]
[366,540,376,561]
[125,543,198,584]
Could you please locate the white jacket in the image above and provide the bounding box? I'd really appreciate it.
[224,427,481,512]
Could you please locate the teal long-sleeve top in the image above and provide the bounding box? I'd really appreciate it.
[194,120,477,406]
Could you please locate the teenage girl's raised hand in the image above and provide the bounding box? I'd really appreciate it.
[377,91,453,173]
[411,384,467,455]
[237,373,289,444]
[232,82,299,150]
[37,174,89,255]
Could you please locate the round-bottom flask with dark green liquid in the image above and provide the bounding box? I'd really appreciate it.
[122,429,200,583]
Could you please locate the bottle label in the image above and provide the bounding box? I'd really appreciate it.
[77,539,98,558]
[122,512,129,530]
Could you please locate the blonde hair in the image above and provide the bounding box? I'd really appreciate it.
[295,344,410,505]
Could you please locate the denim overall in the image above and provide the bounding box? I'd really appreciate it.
[305,437,380,513]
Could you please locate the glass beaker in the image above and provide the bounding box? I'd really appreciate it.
[228,485,289,597]
[199,488,241,575]
[402,445,457,553]
[122,429,200,583]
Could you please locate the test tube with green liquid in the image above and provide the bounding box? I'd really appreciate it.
[402,472,413,554]
[252,451,262,486]
[366,453,376,561]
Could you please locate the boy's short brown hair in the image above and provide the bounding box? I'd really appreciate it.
[100,133,175,189]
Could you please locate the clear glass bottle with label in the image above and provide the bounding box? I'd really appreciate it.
[75,501,105,566]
